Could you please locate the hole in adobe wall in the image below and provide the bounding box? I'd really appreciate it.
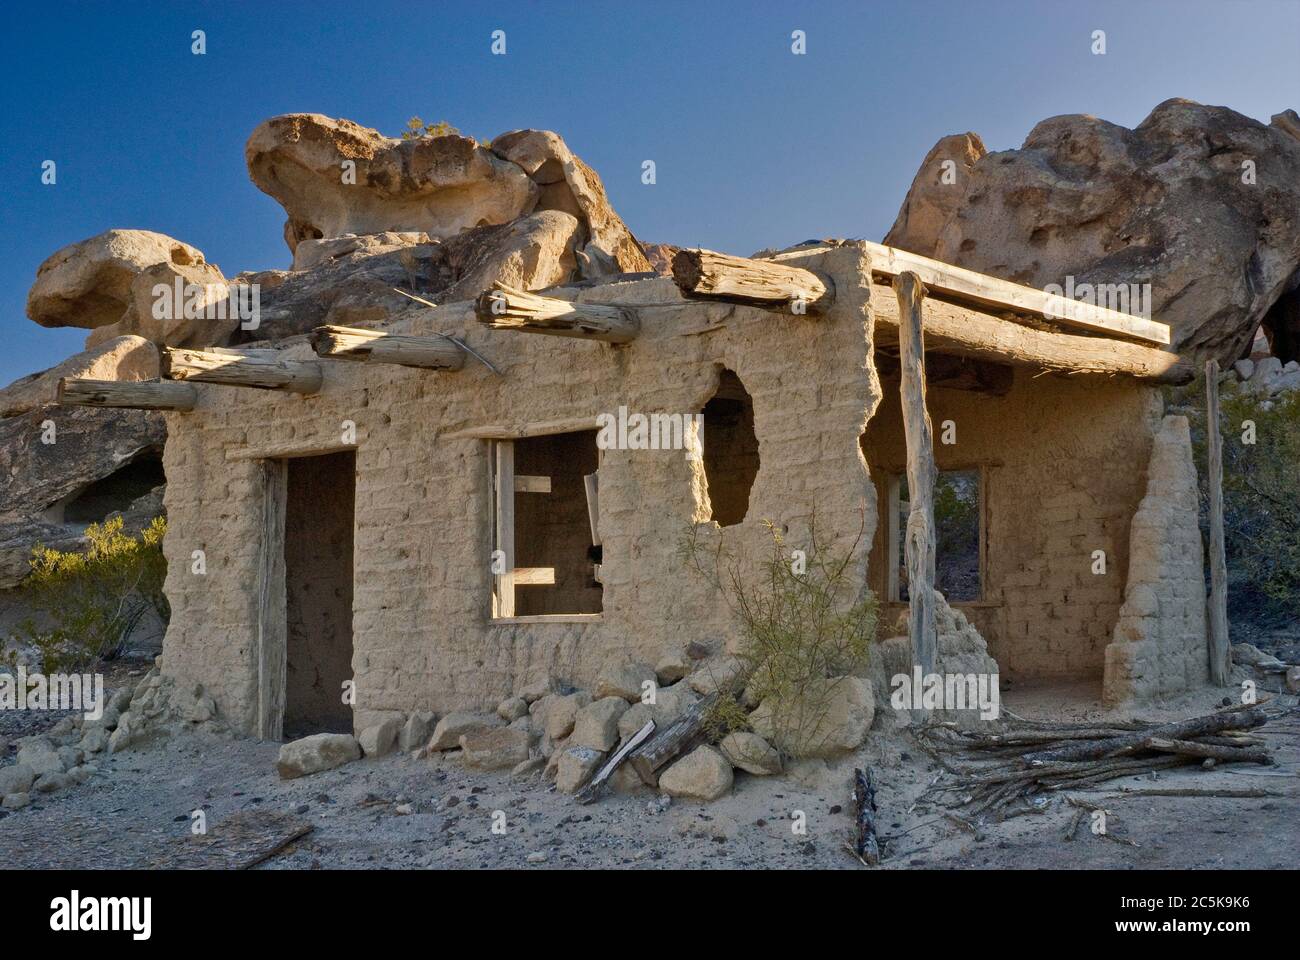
[701,369,759,527]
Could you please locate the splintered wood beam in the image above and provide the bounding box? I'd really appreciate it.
[897,271,937,677]
[475,283,639,343]
[57,377,198,411]
[872,287,1192,383]
[671,248,833,314]
[309,325,465,370]
[865,241,1170,345]
[161,348,323,395]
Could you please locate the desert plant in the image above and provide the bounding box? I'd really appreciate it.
[10,515,169,673]
[401,116,459,140]
[680,513,877,752]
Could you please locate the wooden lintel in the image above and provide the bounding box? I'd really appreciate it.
[310,325,465,370]
[161,347,323,395]
[872,284,1192,384]
[57,377,198,411]
[476,283,639,343]
[865,241,1169,345]
[671,248,833,314]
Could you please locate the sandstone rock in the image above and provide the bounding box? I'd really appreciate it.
[594,661,657,702]
[114,258,238,348]
[1233,358,1255,381]
[885,99,1300,365]
[459,727,532,770]
[68,765,94,784]
[0,763,36,796]
[616,681,699,740]
[541,691,592,740]
[749,677,875,759]
[640,242,678,277]
[77,727,108,754]
[491,129,652,276]
[245,114,539,253]
[2,792,30,811]
[554,745,604,794]
[33,771,74,794]
[654,650,692,685]
[496,697,529,722]
[291,231,428,272]
[398,712,435,752]
[610,763,647,794]
[435,210,581,303]
[884,132,987,256]
[26,229,207,330]
[719,732,782,775]
[358,718,402,757]
[0,336,158,418]
[427,712,502,751]
[658,745,733,801]
[16,738,64,777]
[276,733,361,779]
[687,655,745,696]
[570,696,629,751]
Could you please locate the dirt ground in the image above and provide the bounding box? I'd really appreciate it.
[1,664,1296,870]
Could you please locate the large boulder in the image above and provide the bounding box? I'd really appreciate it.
[749,676,875,759]
[459,727,533,769]
[245,114,539,253]
[276,733,361,779]
[884,100,1300,365]
[26,230,208,330]
[0,336,157,418]
[883,133,986,255]
[658,745,733,801]
[427,711,502,751]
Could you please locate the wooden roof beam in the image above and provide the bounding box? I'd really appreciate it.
[57,377,198,411]
[160,347,322,395]
[310,325,466,370]
[671,248,833,314]
[476,283,639,343]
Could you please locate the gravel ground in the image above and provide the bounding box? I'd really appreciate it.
[2,676,1296,870]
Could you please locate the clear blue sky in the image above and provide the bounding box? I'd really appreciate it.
[1,0,1297,385]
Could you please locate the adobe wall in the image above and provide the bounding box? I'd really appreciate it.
[861,360,1165,684]
[159,244,882,735]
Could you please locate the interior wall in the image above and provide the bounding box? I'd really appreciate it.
[862,364,1162,683]
[284,450,356,736]
[513,430,602,616]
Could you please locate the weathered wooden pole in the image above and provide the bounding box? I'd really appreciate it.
[476,283,639,343]
[310,325,466,370]
[161,347,323,395]
[671,248,834,314]
[897,271,937,675]
[1205,359,1231,684]
[57,377,198,411]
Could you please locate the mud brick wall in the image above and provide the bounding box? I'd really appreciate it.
[863,362,1164,683]
[159,245,880,735]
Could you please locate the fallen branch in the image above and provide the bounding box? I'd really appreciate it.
[852,767,881,866]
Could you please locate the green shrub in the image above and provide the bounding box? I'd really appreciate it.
[680,515,877,747]
[10,516,168,673]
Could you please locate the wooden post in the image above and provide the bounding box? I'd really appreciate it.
[57,377,198,411]
[310,325,465,370]
[492,440,516,618]
[897,272,937,675]
[671,248,833,314]
[256,459,287,741]
[476,283,639,343]
[161,347,323,395]
[1205,359,1231,684]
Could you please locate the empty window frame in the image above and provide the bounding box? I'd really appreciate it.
[490,430,603,620]
[886,468,984,603]
[700,370,759,527]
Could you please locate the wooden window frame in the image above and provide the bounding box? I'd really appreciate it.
[885,464,989,604]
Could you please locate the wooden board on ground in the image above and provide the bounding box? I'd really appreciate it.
[147,810,313,870]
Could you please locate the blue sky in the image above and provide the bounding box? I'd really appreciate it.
[1,0,1297,385]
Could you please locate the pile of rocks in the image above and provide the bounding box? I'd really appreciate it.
[1223,356,1300,400]
[0,662,223,811]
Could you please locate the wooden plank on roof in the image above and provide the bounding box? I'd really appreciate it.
[863,241,1170,345]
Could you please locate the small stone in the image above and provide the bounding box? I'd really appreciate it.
[276,733,361,779]
[357,718,402,758]
[459,727,532,770]
[655,650,692,685]
[0,764,36,795]
[554,746,604,794]
[687,656,745,696]
[526,851,548,863]
[427,712,502,751]
[594,661,657,702]
[511,756,545,777]
[497,697,528,722]
[570,697,628,751]
[2,792,31,811]
[33,771,74,793]
[658,745,733,801]
[398,712,436,752]
[719,731,782,775]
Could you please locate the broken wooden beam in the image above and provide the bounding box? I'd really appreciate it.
[160,347,323,395]
[1205,359,1231,685]
[671,248,833,314]
[628,691,719,786]
[872,288,1192,383]
[1021,706,1268,764]
[309,325,465,370]
[475,283,639,343]
[852,767,881,865]
[897,271,937,676]
[865,240,1170,345]
[576,720,656,805]
[56,377,198,411]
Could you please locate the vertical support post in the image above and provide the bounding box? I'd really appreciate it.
[1205,359,1231,684]
[492,440,516,618]
[256,459,287,741]
[897,272,937,674]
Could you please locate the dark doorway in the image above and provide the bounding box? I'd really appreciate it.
[283,451,356,737]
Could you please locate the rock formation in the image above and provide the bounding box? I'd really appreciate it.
[886,100,1300,365]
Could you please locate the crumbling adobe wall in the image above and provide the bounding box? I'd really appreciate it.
[159,244,880,735]
[1103,415,1210,704]
[862,359,1163,683]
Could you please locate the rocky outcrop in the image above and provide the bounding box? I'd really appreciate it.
[26,230,207,331]
[0,336,157,418]
[885,100,1300,365]
[884,133,986,255]
[245,114,539,252]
